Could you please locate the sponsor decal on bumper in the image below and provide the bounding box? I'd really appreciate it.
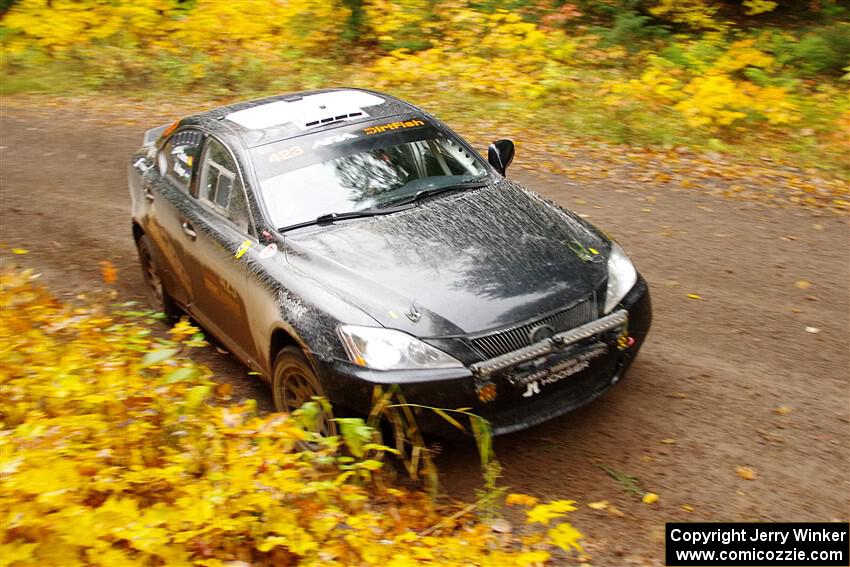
[512,342,609,397]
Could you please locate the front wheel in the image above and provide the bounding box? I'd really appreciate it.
[271,347,337,436]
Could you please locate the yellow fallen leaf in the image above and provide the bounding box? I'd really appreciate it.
[736,466,756,480]
[527,500,577,524]
[660,438,676,445]
[795,280,811,290]
[505,493,538,507]
[607,505,626,518]
[642,492,659,505]
[774,405,792,415]
[686,293,702,300]
[548,522,585,553]
[681,504,695,512]
[11,248,28,255]
[587,500,608,510]
[100,261,117,285]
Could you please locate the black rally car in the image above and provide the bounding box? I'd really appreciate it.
[129,88,651,435]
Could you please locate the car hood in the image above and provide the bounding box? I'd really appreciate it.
[284,181,609,337]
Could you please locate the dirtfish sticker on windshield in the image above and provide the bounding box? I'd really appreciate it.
[312,133,358,149]
[363,119,425,135]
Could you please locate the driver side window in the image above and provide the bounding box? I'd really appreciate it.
[197,138,252,233]
[159,129,203,192]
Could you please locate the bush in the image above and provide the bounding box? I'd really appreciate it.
[0,268,585,566]
[598,9,669,48]
[792,25,850,76]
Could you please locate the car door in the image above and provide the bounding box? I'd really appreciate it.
[141,128,204,307]
[181,136,259,364]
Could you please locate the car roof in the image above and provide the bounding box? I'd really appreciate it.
[181,88,422,149]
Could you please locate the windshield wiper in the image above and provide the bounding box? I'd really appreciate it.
[379,178,488,208]
[278,204,411,233]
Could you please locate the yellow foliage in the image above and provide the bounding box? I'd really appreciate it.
[363,0,439,44]
[743,0,778,16]
[604,39,798,132]
[714,39,774,73]
[170,0,348,57]
[0,269,585,565]
[2,0,349,82]
[604,55,684,108]
[649,0,724,31]
[3,0,175,55]
[370,7,575,100]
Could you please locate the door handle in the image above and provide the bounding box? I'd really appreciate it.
[181,221,197,241]
[143,187,155,201]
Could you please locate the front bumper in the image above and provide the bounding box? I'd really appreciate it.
[316,276,651,436]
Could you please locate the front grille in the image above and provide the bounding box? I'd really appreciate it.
[470,296,596,360]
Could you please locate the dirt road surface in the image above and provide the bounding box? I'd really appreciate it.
[2,104,848,566]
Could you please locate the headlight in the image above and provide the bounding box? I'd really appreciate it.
[337,325,463,370]
[604,242,637,313]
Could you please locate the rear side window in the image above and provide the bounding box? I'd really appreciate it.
[198,138,251,233]
[159,129,202,191]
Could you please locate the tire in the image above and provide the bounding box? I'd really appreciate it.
[136,234,181,322]
[271,346,337,436]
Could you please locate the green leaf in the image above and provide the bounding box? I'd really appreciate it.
[362,442,400,455]
[359,459,383,471]
[296,401,320,430]
[432,407,467,432]
[336,417,373,458]
[141,347,179,367]
[184,385,211,412]
[164,367,197,384]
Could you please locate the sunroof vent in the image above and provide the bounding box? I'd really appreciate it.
[302,112,366,129]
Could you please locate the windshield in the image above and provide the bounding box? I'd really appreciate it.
[250,118,490,228]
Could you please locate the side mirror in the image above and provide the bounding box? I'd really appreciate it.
[487,139,515,176]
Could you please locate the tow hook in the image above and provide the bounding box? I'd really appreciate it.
[617,328,635,351]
